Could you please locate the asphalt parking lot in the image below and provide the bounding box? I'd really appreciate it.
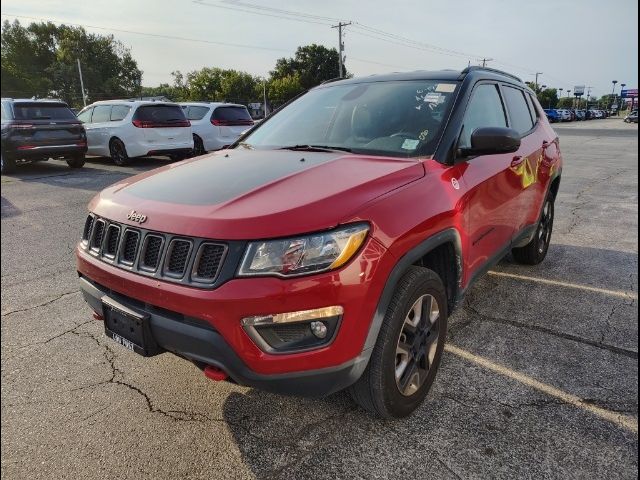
[1,118,638,479]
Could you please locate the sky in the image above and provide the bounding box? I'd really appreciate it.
[1,0,638,98]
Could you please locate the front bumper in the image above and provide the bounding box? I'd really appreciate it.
[76,236,393,385]
[79,276,368,397]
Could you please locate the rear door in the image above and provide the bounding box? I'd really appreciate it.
[86,105,112,154]
[11,102,85,148]
[500,84,542,235]
[132,104,191,147]
[211,106,254,143]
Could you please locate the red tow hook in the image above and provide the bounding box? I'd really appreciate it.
[93,312,104,321]
[204,365,229,382]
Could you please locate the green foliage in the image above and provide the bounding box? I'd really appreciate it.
[267,74,304,106]
[1,20,141,108]
[556,97,575,108]
[271,44,343,90]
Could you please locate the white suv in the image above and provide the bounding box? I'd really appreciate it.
[179,102,254,155]
[77,100,193,165]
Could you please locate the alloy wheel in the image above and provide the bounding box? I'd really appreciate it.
[537,199,553,253]
[395,294,440,396]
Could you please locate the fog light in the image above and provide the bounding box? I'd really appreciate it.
[310,321,328,339]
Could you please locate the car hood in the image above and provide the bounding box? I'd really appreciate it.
[89,149,424,239]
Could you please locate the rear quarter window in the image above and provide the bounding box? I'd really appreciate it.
[184,106,210,121]
[502,86,534,135]
[110,105,131,121]
[12,103,76,121]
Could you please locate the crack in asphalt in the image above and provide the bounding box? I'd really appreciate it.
[462,303,638,359]
[1,290,81,316]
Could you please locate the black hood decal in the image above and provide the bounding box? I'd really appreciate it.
[123,150,344,206]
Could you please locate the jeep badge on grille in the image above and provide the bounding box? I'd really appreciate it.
[127,210,147,224]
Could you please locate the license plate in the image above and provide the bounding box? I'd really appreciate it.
[102,296,160,356]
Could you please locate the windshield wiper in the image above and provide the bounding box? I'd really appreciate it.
[279,144,352,153]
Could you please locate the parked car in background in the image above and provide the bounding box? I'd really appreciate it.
[575,110,586,121]
[556,109,572,121]
[544,108,560,123]
[1,98,87,174]
[77,100,193,165]
[180,102,254,156]
[624,111,638,123]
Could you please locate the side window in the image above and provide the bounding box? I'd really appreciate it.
[525,93,539,124]
[0,103,8,120]
[91,105,112,123]
[77,107,93,123]
[110,105,131,121]
[503,86,534,135]
[459,84,507,148]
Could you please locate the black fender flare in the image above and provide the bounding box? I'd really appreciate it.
[361,228,463,357]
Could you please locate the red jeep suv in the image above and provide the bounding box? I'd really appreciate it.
[77,67,561,418]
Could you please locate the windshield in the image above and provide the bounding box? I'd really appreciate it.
[241,80,458,157]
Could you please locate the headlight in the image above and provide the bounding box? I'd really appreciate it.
[238,223,369,277]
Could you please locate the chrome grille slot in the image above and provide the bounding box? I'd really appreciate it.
[103,225,121,258]
[193,243,226,282]
[164,239,192,277]
[90,219,106,252]
[82,214,94,243]
[120,229,140,265]
[140,235,164,271]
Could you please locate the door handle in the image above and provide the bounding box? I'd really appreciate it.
[511,156,524,167]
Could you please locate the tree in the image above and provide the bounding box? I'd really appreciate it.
[178,67,261,102]
[271,44,343,90]
[1,20,141,108]
[557,97,575,108]
[268,74,304,106]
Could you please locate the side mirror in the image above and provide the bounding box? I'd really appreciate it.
[458,127,521,158]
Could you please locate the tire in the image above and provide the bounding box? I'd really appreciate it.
[349,266,448,418]
[512,194,554,265]
[109,138,129,166]
[66,153,85,169]
[1,151,17,174]
[192,134,206,157]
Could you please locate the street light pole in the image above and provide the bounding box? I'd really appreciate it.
[77,58,87,107]
[620,83,626,112]
[534,72,543,92]
[611,80,618,115]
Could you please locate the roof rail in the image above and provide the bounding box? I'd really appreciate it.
[460,66,522,82]
[320,77,344,85]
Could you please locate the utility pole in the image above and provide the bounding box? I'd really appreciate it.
[611,80,618,115]
[478,58,493,67]
[585,86,592,115]
[534,72,543,92]
[77,59,87,107]
[332,21,351,78]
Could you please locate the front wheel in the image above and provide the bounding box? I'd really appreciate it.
[66,153,85,169]
[349,266,448,418]
[512,195,554,265]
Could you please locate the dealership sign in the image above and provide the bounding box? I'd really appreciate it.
[621,89,638,98]
[573,85,585,96]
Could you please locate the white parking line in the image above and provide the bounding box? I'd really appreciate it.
[445,344,638,434]
[488,271,638,300]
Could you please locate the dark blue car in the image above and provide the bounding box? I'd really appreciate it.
[544,109,560,123]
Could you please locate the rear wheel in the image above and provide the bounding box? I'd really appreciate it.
[192,134,206,156]
[349,266,448,418]
[66,153,85,169]
[512,195,554,265]
[109,139,129,166]
[1,151,17,174]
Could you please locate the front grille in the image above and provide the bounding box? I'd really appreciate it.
[140,235,163,271]
[80,214,228,288]
[121,230,140,264]
[90,220,106,251]
[103,225,120,258]
[165,239,191,276]
[83,215,94,242]
[194,243,226,280]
